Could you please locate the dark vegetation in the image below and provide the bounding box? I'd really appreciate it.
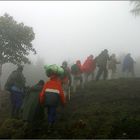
[0,13,36,89]
[0,3,140,138]
[0,78,140,138]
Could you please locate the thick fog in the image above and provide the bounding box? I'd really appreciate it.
[0,1,140,88]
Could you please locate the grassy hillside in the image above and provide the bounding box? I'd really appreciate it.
[0,78,140,139]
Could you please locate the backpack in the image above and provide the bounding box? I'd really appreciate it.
[44,64,64,77]
[71,64,79,75]
[95,55,103,66]
[45,92,60,107]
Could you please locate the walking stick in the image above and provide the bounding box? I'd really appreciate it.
[68,86,71,101]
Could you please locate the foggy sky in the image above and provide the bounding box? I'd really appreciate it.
[0,1,140,65]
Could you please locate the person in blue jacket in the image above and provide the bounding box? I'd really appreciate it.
[122,53,135,77]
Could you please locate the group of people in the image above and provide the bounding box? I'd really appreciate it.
[4,65,66,131]
[4,49,136,131]
[71,49,135,84]
[65,49,135,91]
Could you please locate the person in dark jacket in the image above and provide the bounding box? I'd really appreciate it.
[61,61,72,101]
[5,65,26,118]
[22,80,45,124]
[95,49,110,81]
[71,60,83,92]
[122,53,135,77]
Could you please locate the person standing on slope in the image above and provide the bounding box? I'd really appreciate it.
[108,53,120,79]
[71,60,83,92]
[95,49,110,81]
[39,65,66,130]
[5,65,26,118]
[82,55,96,84]
[122,53,135,77]
[61,61,72,101]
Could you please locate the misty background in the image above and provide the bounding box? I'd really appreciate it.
[0,1,140,88]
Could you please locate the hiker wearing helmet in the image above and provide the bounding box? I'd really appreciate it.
[61,61,72,101]
[71,60,83,92]
[108,53,120,79]
[82,55,96,84]
[39,65,66,130]
[95,49,110,81]
[5,65,26,118]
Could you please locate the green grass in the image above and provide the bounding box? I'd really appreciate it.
[0,78,140,138]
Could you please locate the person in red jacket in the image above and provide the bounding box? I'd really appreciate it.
[82,55,96,84]
[39,73,66,128]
